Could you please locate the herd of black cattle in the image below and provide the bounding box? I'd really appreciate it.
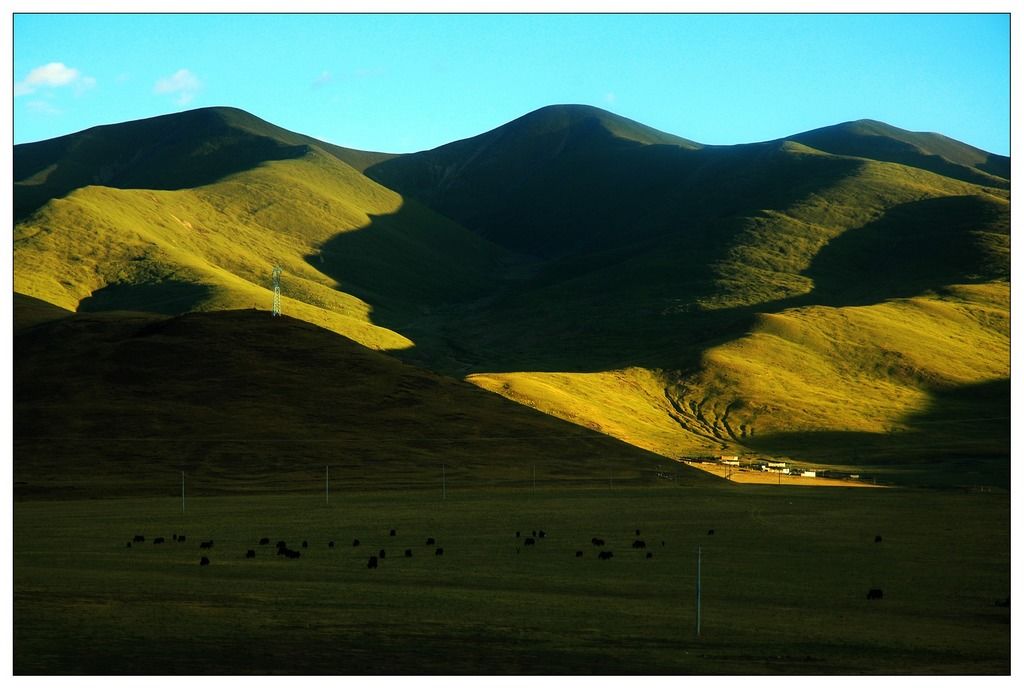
[124,527,891,600]
[122,526,682,570]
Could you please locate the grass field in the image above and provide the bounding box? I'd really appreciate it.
[14,482,1009,674]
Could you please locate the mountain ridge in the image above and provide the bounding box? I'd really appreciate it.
[12,103,1010,483]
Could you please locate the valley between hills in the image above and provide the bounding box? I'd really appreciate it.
[13,104,1010,492]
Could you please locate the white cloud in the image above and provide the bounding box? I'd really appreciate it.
[154,68,201,106]
[15,62,91,96]
[604,92,618,104]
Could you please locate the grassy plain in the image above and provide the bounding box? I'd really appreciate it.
[14,483,1009,674]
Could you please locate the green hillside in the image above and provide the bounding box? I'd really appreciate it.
[788,119,1010,187]
[14,110,511,351]
[12,104,1010,486]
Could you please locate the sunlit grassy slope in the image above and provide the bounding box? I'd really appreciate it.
[372,107,1009,475]
[15,109,510,351]
[13,104,1010,483]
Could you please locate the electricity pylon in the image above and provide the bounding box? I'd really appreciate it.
[271,265,282,316]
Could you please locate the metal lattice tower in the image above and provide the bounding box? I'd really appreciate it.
[271,265,282,316]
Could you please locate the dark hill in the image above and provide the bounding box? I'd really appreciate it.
[13,298,694,498]
[365,104,702,257]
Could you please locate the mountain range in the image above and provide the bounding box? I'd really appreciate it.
[13,104,1010,492]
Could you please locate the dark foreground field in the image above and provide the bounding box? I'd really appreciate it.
[14,481,1009,675]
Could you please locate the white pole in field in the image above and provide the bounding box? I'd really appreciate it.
[442,464,446,500]
[181,471,185,514]
[696,544,702,637]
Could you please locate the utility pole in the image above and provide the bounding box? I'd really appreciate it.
[696,544,702,637]
[271,265,282,316]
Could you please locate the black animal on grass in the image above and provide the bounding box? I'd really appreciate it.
[352,538,360,547]
[177,535,186,543]
[405,549,413,557]
[276,540,287,549]
[632,540,646,549]
[635,529,641,536]
[532,530,537,537]
[133,535,145,543]
[154,537,165,545]
[707,529,715,536]
[278,547,300,559]
[302,540,308,549]
[875,535,883,543]
[200,540,214,549]
[173,533,177,541]
[646,552,654,559]
[524,537,536,546]
[538,530,546,539]
[591,537,605,547]
[367,556,378,569]
[389,529,396,537]
[200,556,210,566]
[379,549,386,559]
[246,550,256,559]
[598,551,614,560]
[867,588,884,600]
[259,537,270,545]
[329,541,335,548]
[575,550,583,557]
[515,531,520,538]
[126,541,132,548]
[435,547,444,556]
[426,537,436,545]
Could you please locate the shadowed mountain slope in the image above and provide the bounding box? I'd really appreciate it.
[14,303,697,498]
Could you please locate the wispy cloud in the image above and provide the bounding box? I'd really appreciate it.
[604,92,617,104]
[312,70,333,88]
[154,68,201,106]
[16,62,93,96]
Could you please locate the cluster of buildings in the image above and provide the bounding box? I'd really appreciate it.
[685,454,864,479]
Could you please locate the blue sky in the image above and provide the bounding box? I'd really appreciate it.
[12,13,1011,154]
